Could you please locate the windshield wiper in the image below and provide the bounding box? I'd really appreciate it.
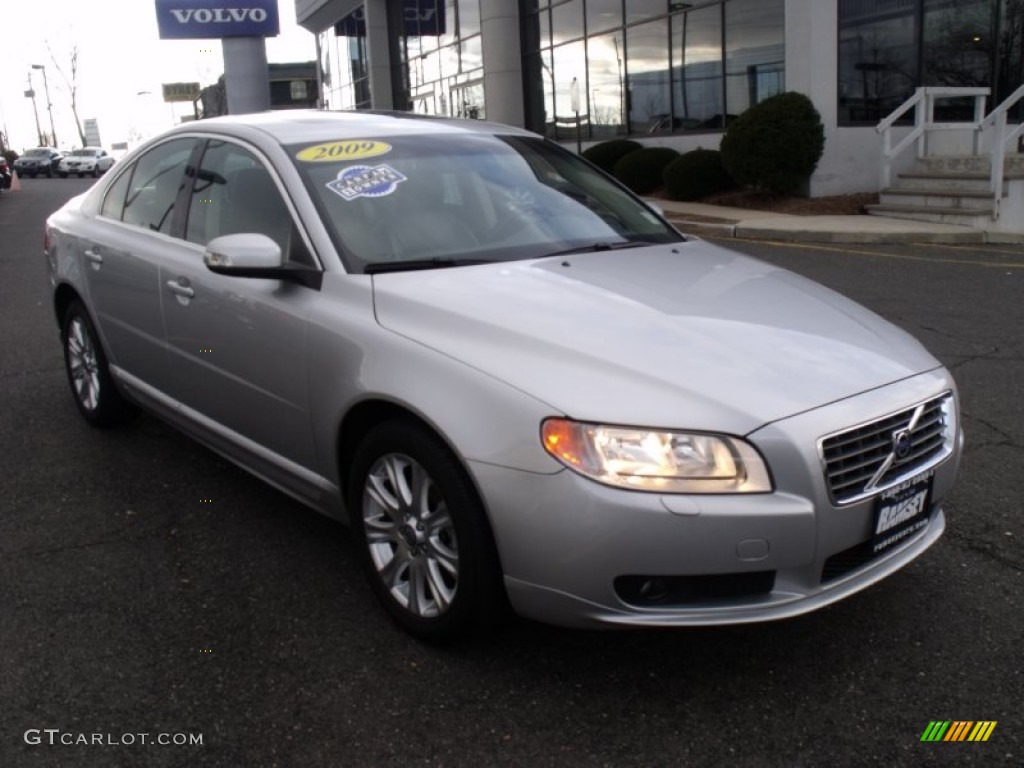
[541,240,649,259]
[364,257,491,275]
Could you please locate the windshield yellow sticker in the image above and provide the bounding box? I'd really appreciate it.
[296,140,392,162]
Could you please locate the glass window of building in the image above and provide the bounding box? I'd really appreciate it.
[404,0,485,119]
[923,0,992,118]
[523,0,786,139]
[553,40,587,139]
[588,31,626,137]
[673,3,723,131]
[322,6,371,111]
[837,0,1016,125]
[625,0,671,26]
[586,0,622,35]
[552,0,585,44]
[626,18,671,134]
[724,0,785,121]
[838,0,918,124]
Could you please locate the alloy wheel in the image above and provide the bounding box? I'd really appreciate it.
[66,315,101,411]
[361,452,459,618]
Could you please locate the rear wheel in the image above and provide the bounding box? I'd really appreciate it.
[61,300,136,427]
[348,420,506,642]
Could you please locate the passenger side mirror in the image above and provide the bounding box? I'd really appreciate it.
[204,233,283,269]
[204,233,322,289]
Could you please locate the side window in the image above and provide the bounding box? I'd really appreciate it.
[100,169,132,220]
[184,140,312,265]
[122,138,197,234]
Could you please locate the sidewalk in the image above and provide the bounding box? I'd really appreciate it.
[652,199,1002,245]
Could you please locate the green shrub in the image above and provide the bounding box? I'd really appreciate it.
[582,139,643,174]
[719,92,825,196]
[662,149,736,201]
[612,147,680,195]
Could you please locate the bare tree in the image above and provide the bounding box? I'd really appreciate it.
[47,42,87,147]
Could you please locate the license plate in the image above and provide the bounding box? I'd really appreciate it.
[871,469,934,555]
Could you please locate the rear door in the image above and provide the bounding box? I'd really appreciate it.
[78,137,200,392]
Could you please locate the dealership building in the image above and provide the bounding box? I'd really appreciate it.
[294,1,1024,196]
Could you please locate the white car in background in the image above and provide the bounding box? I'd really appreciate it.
[59,147,115,178]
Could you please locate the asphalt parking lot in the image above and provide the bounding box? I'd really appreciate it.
[1,178,1021,767]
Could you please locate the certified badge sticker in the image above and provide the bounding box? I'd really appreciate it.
[326,164,407,201]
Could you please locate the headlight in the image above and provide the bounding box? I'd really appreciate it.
[541,418,772,493]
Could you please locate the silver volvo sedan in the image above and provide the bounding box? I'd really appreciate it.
[45,111,962,640]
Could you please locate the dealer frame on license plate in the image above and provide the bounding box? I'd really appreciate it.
[871,469,934,556]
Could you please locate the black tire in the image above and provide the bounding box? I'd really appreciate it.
[46,169,53,178]
[348,420,506,642]
[59,172,67,178]
[91,168,99,178]
[77,173,84,178]
[61,300,136,427]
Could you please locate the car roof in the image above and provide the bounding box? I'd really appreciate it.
[162,109,536,145]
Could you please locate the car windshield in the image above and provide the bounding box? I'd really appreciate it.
[26,149,50,156]
[72,149,97,157]
[288,133,682,273]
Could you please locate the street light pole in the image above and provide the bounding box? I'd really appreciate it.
[25,73,44,147]
[32,65,57,147]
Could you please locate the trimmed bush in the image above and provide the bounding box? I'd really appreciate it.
[612,147,680,195]
[662,149,736,201]
[582,139,643,174]
[719,92,825,196]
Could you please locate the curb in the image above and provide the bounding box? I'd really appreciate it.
[668,217,993,245]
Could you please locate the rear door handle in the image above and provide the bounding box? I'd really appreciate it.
[165,279,195,299]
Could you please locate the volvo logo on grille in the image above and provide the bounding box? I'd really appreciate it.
[892,429,913,461]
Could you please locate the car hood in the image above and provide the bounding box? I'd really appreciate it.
[371,242,940,434]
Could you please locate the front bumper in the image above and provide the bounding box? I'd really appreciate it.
[472,370,960,629]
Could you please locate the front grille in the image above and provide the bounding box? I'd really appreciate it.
[821,393,954,505]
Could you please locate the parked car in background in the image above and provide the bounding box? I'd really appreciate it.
[14,147,63,178]
[0,155,12,191]
[44,111,963,641]
[58,147,115,178]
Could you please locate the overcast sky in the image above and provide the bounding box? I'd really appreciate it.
[0,0,316,151]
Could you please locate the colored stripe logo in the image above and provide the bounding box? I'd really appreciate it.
[920,721,997,742]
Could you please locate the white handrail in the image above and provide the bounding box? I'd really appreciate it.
[981,84,1024,219]
[876,87,990,199]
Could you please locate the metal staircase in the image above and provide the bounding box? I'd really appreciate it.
[868,86,1024,237]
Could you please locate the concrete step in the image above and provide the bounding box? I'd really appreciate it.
[915,152,1024,175]
[879,187,1000,210]
[894,173,1017,193]
[865,204,996,228]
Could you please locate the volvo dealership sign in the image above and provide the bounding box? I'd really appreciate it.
[155,0,280,38]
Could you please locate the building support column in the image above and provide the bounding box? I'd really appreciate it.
[365,0,394,109]
[223,37,271,114]
[480,0,524,126]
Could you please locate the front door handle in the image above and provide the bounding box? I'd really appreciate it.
[84,248,103,269]
[165,278,195,299]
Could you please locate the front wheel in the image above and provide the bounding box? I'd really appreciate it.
[348,420,506,642]
[61,300,136,427]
